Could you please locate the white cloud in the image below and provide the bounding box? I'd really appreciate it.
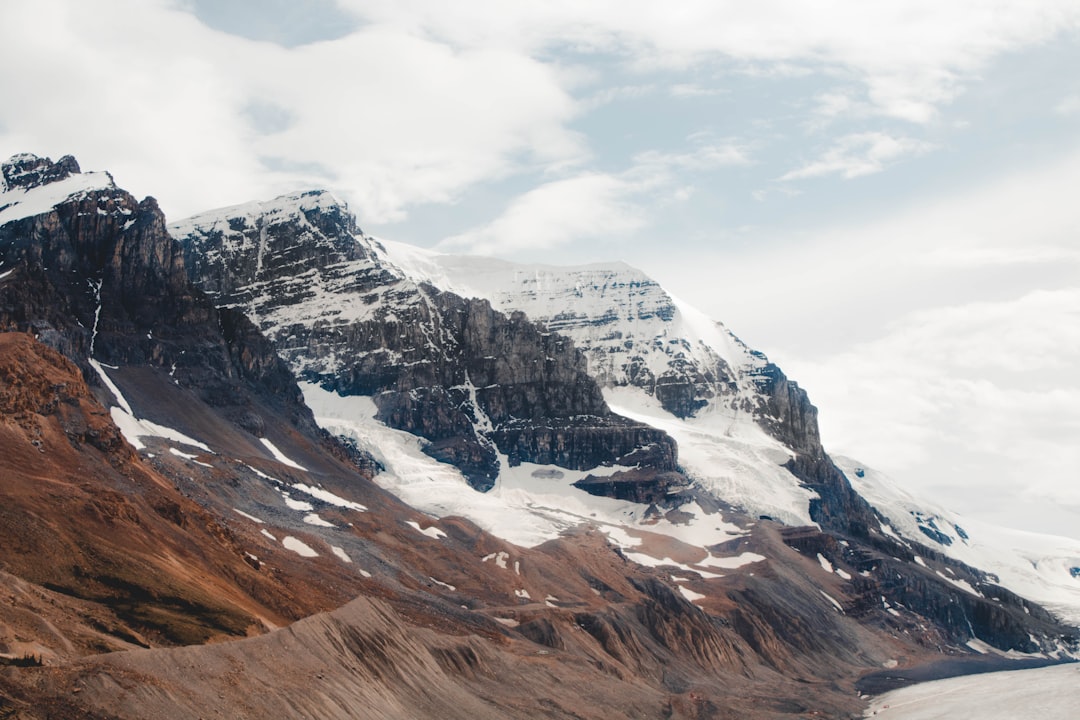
[779,132,935,180]
[436,173,647,255]
[783,289,1080,534]
[1055,93,1080,116]
[337,0,1080,122]
[633,142,752,172]
[0,0,582,223]
[436,137,749,256]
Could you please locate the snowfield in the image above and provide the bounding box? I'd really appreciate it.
[863,663,1080,719]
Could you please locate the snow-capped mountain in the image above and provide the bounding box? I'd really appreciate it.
[835,456,1080,627]
[3,154,1078,719]
[173,192,685,496]
[172,188,1080,648]
[381,237,1080,627]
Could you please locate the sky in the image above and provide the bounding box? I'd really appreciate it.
[1,0,1078,538]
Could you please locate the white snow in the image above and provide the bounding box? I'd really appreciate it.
[330,545,352,563]
[89,361,214,454]
[818,553,834,573]
[281,536,318,558]
[303,513,335,528]
[260,529,277,541]
[0,269,13,281]
[300,381,759,580]
[514,588,531,599]
[678,586,707,603]
[406,520,447,540]
[605,386,817,527]
[863,663,1080,719]
[0,170,115,225]
[482,551,510,569]
[288,482,366,511]
[429,577,456,591]
[820,590,844,612]
[281,495,314,512]
[698,552,766,569]
[379,239,819,526]
[837,456,1080,626]
[232,508,265,524]
[168,447,212,467]
[259,438,307,471]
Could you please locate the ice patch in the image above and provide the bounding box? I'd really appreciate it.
[406,520,447,540]
[699,552,766,569]
[282,495,314,512]
[300,382,750,556]
[303,513,335,528]
[260,438,307,471]
[289,482,366,511]
[233,508,265,524]
[282,536,318,557]
[679,586,706,603]
[168,447,212,467]
[820,590,844,612]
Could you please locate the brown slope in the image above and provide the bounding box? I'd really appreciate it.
[0,331,345,658]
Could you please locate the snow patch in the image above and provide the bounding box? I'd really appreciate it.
[330,545,352,563]
[699,552,766,569]
[678,586,706,603]
[303,513,335,528]
[260,438,307,471]
[282,536,318,557]
[406,520,447,540]
[232,508,265,524]
[0,170,116,225]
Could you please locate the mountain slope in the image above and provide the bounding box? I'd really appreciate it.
[173,192,684,497]
[173,189,1078,658]
[2,155,1075,718]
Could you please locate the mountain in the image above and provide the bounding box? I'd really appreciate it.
[171,187,1079,648]
[0,155,1076,718]
[173,192,682,496]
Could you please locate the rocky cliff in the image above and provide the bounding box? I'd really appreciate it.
[173,193,680,491]
[0,155,352,459]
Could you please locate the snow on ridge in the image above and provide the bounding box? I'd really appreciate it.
[377,235,766,402]
[0,171,117,226]
[836,455,1080,626]
[168,188,346,238]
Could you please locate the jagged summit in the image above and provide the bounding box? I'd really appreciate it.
[173,191,682,493]
[2,152,82,190]
[3,156,1079,718]
[0,154,117,227]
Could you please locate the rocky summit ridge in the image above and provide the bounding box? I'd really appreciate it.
[0,154,1077,720]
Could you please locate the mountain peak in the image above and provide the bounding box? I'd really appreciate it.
[2,153,83,191]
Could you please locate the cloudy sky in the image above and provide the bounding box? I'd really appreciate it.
[2,0,1078,538]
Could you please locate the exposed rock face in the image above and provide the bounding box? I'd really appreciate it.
[173,193,680,491]
[372,243,856,520]
[0,155,341,452]
[377,249,823,446]
[2,153,83,190]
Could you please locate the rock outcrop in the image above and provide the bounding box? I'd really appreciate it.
[174,193,681,491]
[0,155,351,458]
